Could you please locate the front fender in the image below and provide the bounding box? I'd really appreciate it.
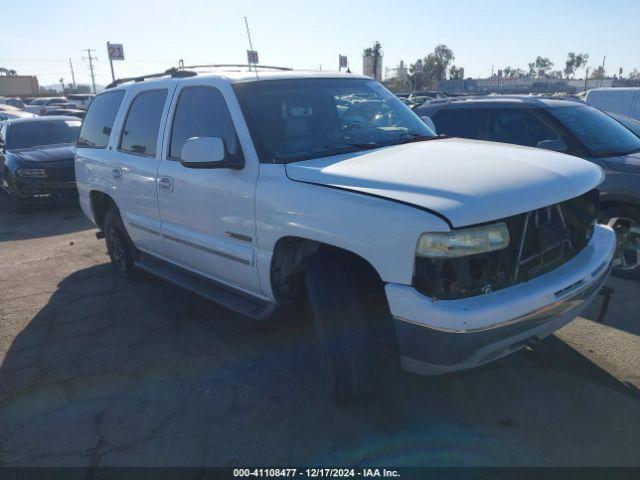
[255,164,450,299]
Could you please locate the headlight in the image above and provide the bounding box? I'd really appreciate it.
[16,168,47,178]
[417,222,510,258]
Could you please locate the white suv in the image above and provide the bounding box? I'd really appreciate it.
[75,67,616,402]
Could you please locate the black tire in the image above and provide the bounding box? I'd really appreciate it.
[304,253,375,403]
[104,207,141,279]
[600,205,640,281]
[9,182,27,214]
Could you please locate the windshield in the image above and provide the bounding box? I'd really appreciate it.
[234,78,435,163]
[548,104,640,156]
[8,119,81,149]
[31,99,46,105]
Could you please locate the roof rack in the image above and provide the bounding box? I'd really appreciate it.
[105,67,196,89]
[105,64,294,89]
[182,63,292,71]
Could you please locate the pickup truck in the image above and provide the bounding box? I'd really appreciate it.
[75,67,616,402]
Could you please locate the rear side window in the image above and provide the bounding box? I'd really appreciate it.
[77,90,125,148]
[486,108,560,147]
[119,89,168,156]
[432,108,485,139]
[169,86,242,159]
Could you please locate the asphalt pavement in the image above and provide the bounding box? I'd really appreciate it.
[0,193,638,468]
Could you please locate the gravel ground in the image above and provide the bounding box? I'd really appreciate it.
[0,193,638,468]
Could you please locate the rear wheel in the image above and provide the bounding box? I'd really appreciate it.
[304,253,376,403]
[104,207,141,279]
[600,205,640,281]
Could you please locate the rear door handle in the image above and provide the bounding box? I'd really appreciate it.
[111,167,122,181]
[158,176,173,192]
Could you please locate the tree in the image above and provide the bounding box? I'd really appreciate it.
[533,56,553,77]
[564,52,589,78]
[409,44,455,89]
[591,65,606,79]
[448,65,464,80]
[503,66,526,78]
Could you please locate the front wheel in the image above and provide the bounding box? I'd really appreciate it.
[600,205,640,281]
[104,207,141,279]
[304,253,376,403]
[9,182,27,214]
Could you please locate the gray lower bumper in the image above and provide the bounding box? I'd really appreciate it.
[395,259,612,375]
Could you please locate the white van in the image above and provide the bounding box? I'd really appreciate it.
[585,87,640,120]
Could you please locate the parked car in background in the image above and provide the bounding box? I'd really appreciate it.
[0,97,26,109]
[0,109,38,121]
[416,96,640,279]
[409,91,447,101]
[21,97,38,105]
[0,104,38,120]
[585,87,640,121]
[24,97,69,115]
[45,108,85,119]
[75,69,613,402]
[67,93,95,109]
[0,116,81,213]
[609,112,640,138]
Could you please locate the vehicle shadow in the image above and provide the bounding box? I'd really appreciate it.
[1,264,639,468]
[0,191,91,242]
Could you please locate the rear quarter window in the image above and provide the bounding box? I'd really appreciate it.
[77,90,125,149]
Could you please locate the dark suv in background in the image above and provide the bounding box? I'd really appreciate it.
[416,96,640,280]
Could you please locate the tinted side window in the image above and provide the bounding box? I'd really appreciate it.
[487,108,559,147]
[77,90,125,148]
[432,108,485,139]
[119,89,168,156]
[169,86,242,159]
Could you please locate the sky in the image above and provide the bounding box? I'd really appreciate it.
[3,0,640,88]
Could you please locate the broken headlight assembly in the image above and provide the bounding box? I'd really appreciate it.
[414,222,512,300]
[416,223,510,258]
[413,191,598,300]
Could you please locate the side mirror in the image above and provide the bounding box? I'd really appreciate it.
[420,116,437,134]
[537,139,568,153]
[180,136,242,169]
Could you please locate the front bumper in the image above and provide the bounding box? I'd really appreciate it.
[386,224,616,375]
[15,178,78,204]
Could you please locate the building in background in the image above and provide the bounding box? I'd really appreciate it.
[0,75,39,96]
[363,42,383,81]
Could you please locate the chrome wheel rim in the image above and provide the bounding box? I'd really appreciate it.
[608,217,640,272]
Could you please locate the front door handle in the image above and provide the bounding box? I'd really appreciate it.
[158,176,173,192]
[111,167,122,181]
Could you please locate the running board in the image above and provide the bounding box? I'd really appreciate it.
[135,253,276,321]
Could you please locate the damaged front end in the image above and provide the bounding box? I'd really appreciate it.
[413,189,599,300]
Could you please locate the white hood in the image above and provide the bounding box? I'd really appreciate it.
[286,138,604,227]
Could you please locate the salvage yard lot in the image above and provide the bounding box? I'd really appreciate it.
[0,192,639,468]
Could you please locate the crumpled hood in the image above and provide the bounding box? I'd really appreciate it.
[286,138,604,227]
[12,144,75,163]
